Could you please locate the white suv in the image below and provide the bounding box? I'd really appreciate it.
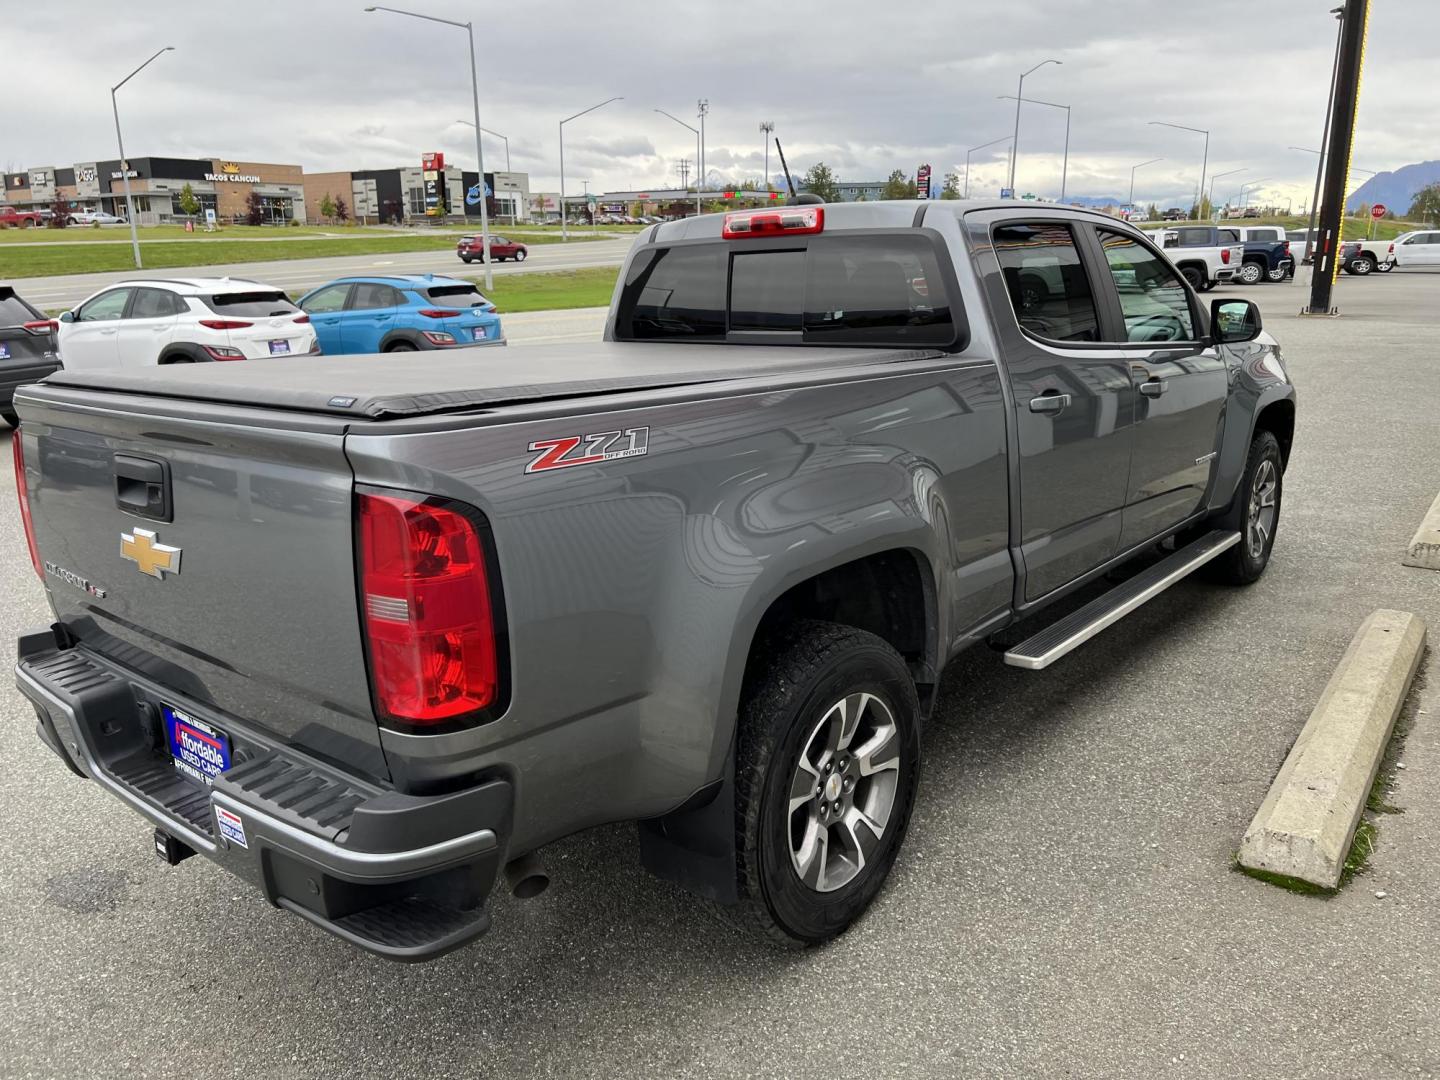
[56,278,318,370]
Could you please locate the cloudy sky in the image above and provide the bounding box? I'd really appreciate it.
[10,0,1437,208]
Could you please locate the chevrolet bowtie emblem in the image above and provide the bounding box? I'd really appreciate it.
[120,528,182,580]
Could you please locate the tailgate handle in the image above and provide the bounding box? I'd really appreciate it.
[113,453,173,522]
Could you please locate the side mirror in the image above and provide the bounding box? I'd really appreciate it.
[1210,298,1262,344]
[58,310,75,323]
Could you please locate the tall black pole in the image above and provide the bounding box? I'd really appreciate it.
[1304,9,1345,265]
[1307,0,1370,315]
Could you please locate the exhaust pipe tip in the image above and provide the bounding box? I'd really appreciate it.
[504,851,549,899]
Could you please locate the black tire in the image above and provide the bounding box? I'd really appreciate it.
[460,255,474,264]
[1348,256,1373,275]
[1,407,18,428]
[1237,261,1265,285]
[730,620,921,947]
[1375,259,1393,273]
[1267,266,1289,282]
[1198,279,1216,292]
[514,248,527,263]
[385,341,417,352]
[1203,430,1283,586]
[1179,265,1204,290]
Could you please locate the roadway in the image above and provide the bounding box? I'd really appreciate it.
[8,236,634,310]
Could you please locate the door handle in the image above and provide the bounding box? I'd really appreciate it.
[1028,392,1072,414]
[1139,378,1167,398]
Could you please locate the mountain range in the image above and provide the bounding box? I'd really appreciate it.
[1346,160,1440,214]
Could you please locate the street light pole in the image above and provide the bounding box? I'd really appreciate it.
[999,94,1070,202]
[1240,178,1272,209]
[1207,167,1246,216]
[1008,59,1062,193]
[965,136,1012,199]
[1150,120,1209,220]
[559,96,623,241]
[760,121,774,190]
[697,99,709,194]
[111,45,174,270]
[657,109,702,217]
[365,6,491,289]
[1129,158,1164,208]
[456,120,509,172]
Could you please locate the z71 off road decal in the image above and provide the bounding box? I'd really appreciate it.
[525,427,650,474]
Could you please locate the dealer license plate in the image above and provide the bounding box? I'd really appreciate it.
[268,339,290,355]
[163,705,231,785]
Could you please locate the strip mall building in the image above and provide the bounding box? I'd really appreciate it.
[3,157,532,224]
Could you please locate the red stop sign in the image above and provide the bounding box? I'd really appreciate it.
[1371,204,1387,219]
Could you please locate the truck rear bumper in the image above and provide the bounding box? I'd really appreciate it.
[15,626,511,962]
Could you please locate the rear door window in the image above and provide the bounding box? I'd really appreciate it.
[129,287,184,319]
[351,283,403,310]
[203,291,298,316]
[992,222,1101,343]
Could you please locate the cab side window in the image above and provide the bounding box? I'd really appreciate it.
[1096,229,1195,343]
[993,222,1101,343]
[76,289,132,321]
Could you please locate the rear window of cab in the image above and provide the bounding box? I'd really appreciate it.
[614,232,962,347]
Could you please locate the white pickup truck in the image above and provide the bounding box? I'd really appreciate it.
[1144,226,1246,291]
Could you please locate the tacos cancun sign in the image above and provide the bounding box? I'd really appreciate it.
[205,163,261,183]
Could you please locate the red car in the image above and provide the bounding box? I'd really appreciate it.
[0,207,44,229]
[457,234,528,264]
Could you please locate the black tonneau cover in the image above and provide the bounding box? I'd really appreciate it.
[39,342,945,419]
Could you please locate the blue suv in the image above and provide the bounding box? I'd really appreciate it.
[296,275,504,354]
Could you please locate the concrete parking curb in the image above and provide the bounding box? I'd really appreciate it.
[1402,492,1440,570]
[1238,609,1427,890]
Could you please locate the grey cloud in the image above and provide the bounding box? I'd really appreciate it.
[7,0,1439,204]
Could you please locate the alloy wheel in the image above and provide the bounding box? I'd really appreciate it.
[787,692,900,893]
[1247,458,1278,559]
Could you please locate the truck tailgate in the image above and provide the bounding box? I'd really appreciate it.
[15,394,387,781]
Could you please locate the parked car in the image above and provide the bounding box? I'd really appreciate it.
[457,234,528,263]
[0,207,44,228]
[11,200,1294,962]
[1339,239,1393,276]
[1225,226,1294,284]
[0,284,60,427]
[1385,230,1440,269]
[55,278,318,370]
[66,209,126,226]
[1161,208,1188,221]
[298,274,504,353]
[1146,226,1246,290]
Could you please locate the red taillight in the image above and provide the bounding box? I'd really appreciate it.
[22,320,57,335]
[202,344,246,360]
[1283,242,1291,256]
[1221,248,1231,264]
[198,319,254,330]
[417,309,461,319]
[1388,243,1395,254]
[12,430,43,580]
[358,491,501,729]
[722,206,824,239]
[292,314,311,324]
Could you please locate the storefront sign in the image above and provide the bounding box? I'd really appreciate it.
[76,166,96,183]
[111,169,139,180]
[205,162,260,183]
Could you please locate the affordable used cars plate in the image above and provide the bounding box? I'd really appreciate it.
[163,705,231,785]
[269,339,290,355]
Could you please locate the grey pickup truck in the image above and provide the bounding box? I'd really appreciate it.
[12,200,1296,961]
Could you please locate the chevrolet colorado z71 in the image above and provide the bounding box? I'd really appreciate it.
[11,200,1296,961]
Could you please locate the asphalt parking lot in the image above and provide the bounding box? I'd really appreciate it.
[1,269,1437,1079]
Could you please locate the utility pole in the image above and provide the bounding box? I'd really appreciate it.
[760,120,774,189]
[1307,0,1369,315]
[1304,8,1347,266]
[697,99,709,193]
